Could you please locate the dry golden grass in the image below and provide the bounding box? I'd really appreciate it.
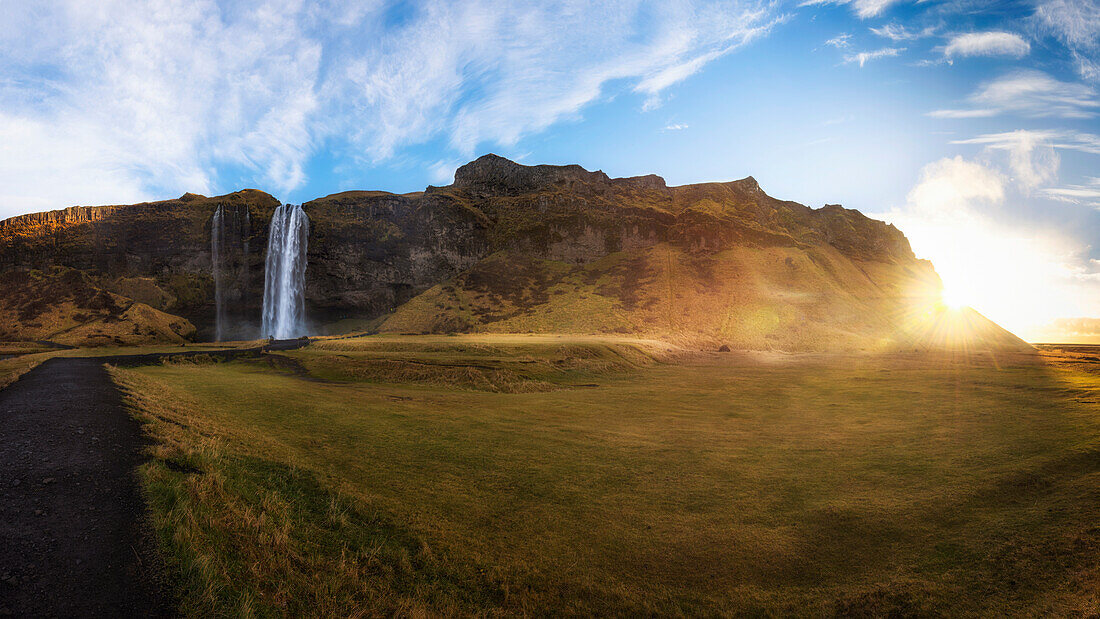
[113,336,1100,616]
[298,334,682,392]
[0,268,196,346]
[375,244,1018,353]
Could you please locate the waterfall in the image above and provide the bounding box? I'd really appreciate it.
[261,204,310,339]
[211,205,228,341]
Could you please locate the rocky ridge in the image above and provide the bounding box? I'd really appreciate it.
[0,154,1028,350]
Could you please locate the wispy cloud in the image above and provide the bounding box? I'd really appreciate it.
[1034,0,1100,81]
[952,129,1059,190]
[870,23,932,41]
[954,129,1100,205]
[844,47,903,67]
[663,123,690,131]
[929,70,1099,119]
[427,159,464,186]
[942,31,1030,59]
[799,0,902,19]
[0,0,782,218]
[825,33,852,48]
[954,129,1100,156]
[632,9,788,111]
[925,108,994,118]
[0,0,327,214]
[1041,185,1100,206]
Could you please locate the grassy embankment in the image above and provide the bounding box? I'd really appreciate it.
[111,335,1100,615]
[0,340,261,390]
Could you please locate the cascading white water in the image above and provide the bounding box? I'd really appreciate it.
[261,204,310,339]
[211,205,228,341]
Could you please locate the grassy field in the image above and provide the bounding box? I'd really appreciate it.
[109,335,1100,615]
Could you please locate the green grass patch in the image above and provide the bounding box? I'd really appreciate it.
[113,336,1100,615]
[292,334,679,391]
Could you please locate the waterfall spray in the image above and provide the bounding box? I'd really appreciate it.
[211,205,228,341]
[261,204,310,339]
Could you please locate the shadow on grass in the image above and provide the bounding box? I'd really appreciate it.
[143,452,512,616]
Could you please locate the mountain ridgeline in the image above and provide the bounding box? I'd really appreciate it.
[0,154,1028,350]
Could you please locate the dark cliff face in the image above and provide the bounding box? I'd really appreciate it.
[452,153,612,195]
[302,190,489,325]
[427,154,915,265]
[0,153,935,345]
[0,190,280,339]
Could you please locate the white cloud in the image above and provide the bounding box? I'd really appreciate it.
[664,123,690,131]
[870,23,932,41]
[903,156,1005,216]
[942,31,1030,59]
[1034,0,1100,81]
[825,34,852,48]
[800,0,902,19]
[0,0,322,217]
[926,108,997,118]
[929,70,1099,119]
[631,8,787,111]
[953,129,1100,202]
[1041,185,1100,206]
[951,129,1059,190]
[0,113,158,213]
[427,159,463,186]
[954,129,1100,156]
[843,47,903,67]
[873,156,1100,336]
[0,0,782,219]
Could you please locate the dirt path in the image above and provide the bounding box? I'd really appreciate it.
[0,358,172,617]
[0,339,311,616]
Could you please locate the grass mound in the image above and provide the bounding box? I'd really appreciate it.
[0,267,195,346]
[293,334,681,391]
[289,355,557,392]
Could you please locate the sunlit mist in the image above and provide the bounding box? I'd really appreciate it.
[876,156,1100,342]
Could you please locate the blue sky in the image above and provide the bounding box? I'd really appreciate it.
[0,0,1098,337]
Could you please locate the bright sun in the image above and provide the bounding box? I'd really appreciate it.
[940,282,968,310]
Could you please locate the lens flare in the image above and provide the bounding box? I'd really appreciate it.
[940,282,968,310]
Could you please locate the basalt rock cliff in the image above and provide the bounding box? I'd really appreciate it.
[0,154,1029,351]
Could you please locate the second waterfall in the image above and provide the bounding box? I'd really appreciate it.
[262,203,310,339]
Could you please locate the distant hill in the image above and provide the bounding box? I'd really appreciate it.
[0,154,1030,351]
